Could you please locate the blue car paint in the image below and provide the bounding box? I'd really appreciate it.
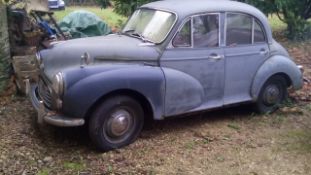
[32,0,303,125]
[60,65,165,120]
[48,0,65,10]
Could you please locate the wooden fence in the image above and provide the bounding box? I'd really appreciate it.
[0,2,11,95]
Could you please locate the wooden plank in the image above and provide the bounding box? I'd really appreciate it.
[0,2,11,95]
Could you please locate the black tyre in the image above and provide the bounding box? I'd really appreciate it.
[89,96,144,151]
[255,75,288,114]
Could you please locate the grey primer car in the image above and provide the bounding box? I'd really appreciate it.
[29,0,303,151]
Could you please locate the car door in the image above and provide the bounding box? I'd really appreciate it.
[160,13,225,116]
[223,13,270,105]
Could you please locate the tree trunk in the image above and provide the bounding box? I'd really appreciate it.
[0,2,11,96]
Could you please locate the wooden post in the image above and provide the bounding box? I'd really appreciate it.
[0,1,11,96]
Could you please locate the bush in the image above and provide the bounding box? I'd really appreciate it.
[95,0,111,8]
[112,0,154,16]
[244,0,311,40]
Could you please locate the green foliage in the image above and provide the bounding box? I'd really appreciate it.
[112,0,155,16]
[243,0,311,40]
[95,0,111,9]
[63,162,85,171]
[274,0,311,40]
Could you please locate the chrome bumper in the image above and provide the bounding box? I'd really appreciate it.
[26,79,85,127]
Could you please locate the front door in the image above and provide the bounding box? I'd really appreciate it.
[161,14,225,116]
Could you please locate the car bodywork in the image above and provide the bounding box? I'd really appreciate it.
[48,0,65,10]
[29,0,303,127]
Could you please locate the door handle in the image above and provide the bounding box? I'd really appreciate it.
[208,54,223,60]
[259,49,268,55]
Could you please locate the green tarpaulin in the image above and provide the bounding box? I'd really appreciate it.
[58,10,112,39]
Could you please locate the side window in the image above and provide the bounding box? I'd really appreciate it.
[254,19,266,43]
[226,13,252,46]
[193,14,219,47]
[172,20,191,47]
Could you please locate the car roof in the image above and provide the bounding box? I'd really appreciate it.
[143,0,260,17]
[142,0,273,43]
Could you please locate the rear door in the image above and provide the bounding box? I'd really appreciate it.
[224,13,269,105]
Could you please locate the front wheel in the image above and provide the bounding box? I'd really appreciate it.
[89,96,144,151]
[255,75,288,114]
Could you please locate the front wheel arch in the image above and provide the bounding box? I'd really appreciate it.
[84,89,154,125]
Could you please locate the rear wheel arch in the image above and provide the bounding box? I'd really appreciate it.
[254,74,289,113]
[252,72,292,100]
[251,55,302,100]
[270,73,292,87]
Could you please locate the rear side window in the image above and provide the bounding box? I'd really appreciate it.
[254,19,265,43]
[226,13,266,46]
[226,13,252,46]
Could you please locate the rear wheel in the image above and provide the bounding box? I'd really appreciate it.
[89,96,144,151]
[255,75,288,114]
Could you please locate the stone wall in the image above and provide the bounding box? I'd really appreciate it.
[0,1,11,95]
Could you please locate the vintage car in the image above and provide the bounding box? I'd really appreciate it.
[28,0,303,151]
[48,0,65,10]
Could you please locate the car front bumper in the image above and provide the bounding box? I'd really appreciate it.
[26,79,85,127]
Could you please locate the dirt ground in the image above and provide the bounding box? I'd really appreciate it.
[1,38,311,175]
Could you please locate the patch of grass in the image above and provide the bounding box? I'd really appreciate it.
[227,123,240,131]
[37,169,50,175]
[107,165,113,174]
[283,130,311,153]
[271,114,285,125]
[215,155,225,162]
[223,135,232,141]
[185,140,197,150]
[53,7,126,28]
[282,98,295,107]
[202,137,212,144]
[305,103,311,111]
[63,161,85,171]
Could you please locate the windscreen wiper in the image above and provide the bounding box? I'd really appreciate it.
[121,30,155,44]
[130,32,155,44]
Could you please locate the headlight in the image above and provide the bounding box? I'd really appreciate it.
[52,72,64,97]
[36,52,42,65]
[36,52,44,70]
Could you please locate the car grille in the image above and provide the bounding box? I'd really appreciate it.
[48,1,58,6]
[38,78,53,109]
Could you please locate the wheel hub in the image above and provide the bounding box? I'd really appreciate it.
[263,84,280,105]
[106,109,132,138]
